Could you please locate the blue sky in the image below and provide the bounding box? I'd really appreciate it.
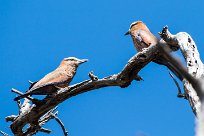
[1,0,204,135]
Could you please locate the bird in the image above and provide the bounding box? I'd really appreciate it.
[125,21,183,80]
[125,21,158,51]
[14,57,88,101]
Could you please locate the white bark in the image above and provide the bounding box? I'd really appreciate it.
[172,33,204,136]
[5,25,204,136]
[177,32,203,115]
[159,26,204,136]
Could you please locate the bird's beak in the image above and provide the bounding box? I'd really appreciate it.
[79,59,88,64]
[124,31,130,36]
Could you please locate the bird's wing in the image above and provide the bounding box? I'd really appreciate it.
[32,70,71,89]
[14,72,75,101]
[15,69,76,99]
[17,70,70,96]
[14,84,58,101]
[136,29,157,46]
[27,83,59,95]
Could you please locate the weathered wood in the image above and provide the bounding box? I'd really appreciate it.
[159,26,204,136]
[7,25,204,136]
[8,44,160,135]
[159,26,203,116]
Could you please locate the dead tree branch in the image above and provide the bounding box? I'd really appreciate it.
[7,43,161,135]
[159,26,204,136]
[51,112,68,136]
[0,130,9,136]
[6,24,204,136]
[168,72,185,98]
[159,26,203,116]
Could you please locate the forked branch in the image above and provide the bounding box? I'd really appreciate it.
[6,25,203,136]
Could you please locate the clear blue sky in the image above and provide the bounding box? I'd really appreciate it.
[1,0,204,136]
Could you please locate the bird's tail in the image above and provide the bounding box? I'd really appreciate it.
[14,93,31,101]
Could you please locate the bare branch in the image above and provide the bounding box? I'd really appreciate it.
[5,115,16,122]
[88,71,98,81]
[7,24,204,136]
[159,26,203,116]
[51,113,68,136]
[8,43,159,135]
[38,128,52,134]
[11,88,33,101]
[22,107,58,135]
[168,72,185,98]
[0,130,9,136]
[159,26,204,136]
[159,25,179,49]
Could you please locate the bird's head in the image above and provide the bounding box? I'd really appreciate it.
[61,57,88,66]
[125,21,148,35]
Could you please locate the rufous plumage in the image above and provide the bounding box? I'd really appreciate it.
[125,21,158,51]
[125,21,182,80]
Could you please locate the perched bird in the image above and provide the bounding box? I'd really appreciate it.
[125,21,182,80]
[14,57,88,101]
[125,21,158,51]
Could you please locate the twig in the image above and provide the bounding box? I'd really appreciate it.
[159,45,203,99]
[88,71,98,81]
[11,88,33,101]
[23,107,58,135]
[8,43,159,135]
[5,115,16,122]
[168,72,185,98]
[158,25,179,49]
[39,128,51,134]
[0,130,9,136]
[39,107,58,125]
[28,80,34,84]
[51,113,68,136]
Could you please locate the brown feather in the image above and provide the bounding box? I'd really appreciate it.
[14,57,86,101]
[127,21,183,80]
[129,21,157,51]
